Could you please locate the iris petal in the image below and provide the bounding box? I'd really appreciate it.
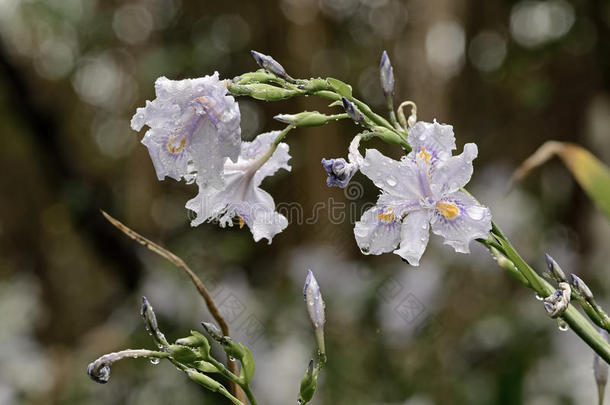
[354,206,402,255]
[406,121,456,163]
[430,191,491,253]
[393,210,432,266]
[186,131,290,243]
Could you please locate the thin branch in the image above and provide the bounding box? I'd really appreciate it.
[100,210,245,401]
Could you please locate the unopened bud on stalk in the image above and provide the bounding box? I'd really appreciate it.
[304,270,326,355]
[201,322,224,342]
[169,345,201,364]
[250,50,290,80]
[298,359,318,404]
[274,111,345,128]
[341,97,365,124]
[141,296,169,347]
[370,126,410,149]
[228,83,301,101]
[543,282,571,318]
[570,274,594,300]
[545,253,567,282]
[185,368,223,392]
[379,51,395,102]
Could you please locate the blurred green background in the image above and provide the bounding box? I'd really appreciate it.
[1,0,610,404]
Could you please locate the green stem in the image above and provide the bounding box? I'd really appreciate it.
[206,357,257,405]
[243,385,258,405]
[273,124,295,147]
[483,222,610,364]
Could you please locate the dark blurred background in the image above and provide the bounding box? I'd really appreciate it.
[1,0,610,404]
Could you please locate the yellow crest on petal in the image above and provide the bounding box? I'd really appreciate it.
[377,208,395,222]
[436,201,459,219]
[418,146,432,164]
[167,135,187,154]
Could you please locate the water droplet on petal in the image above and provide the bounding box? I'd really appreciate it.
[386,176,397,187]
[467,206,487,220]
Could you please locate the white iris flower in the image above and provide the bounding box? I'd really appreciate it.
[186,131,291,243]
[131,73,241,188]
[354,121,492,265]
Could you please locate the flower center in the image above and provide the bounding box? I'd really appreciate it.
[435,201,459,219]
[377,207,395,223]
[167,135,187,154]
[418,146,432,164]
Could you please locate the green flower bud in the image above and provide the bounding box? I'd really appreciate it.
[140,296,169,347]
[221,337,246,360]
[298,360,318,404]
[175,334,207,348]
[228,83,301,101]
[195,361,219,374]
[169,345,201,365]
[235,70,278,84]
[274,111,346,128]
[300,78,331,92]
[185,369,223,392]
[370,126,409,149]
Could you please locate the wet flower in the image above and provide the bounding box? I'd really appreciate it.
[303,269,326,355]
[543,282,571,318]
[354,121,492,265]
[321,136,363,188]
[303,269,325,329]
[186,131,291,243]
[131,73,241,188]
[379,50,395,101]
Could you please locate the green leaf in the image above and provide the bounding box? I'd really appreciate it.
[513,141,610,219]
[239,346,255,383]
[326,78,352,97]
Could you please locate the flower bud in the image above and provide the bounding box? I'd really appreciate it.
[250,50,289,80]
[341,97,365,124]
[274,111,345,128]
[176,331,211,359]
[545,253,567,282]
[570,273,594,300]
[185,368,223,392]
[304,270,326,355]
[304,270,325,329]
[228,83,300,101]
[175,331,208,348]
[298,360,318,404]
[141,296,169,347]
[169,344,201,364]
[379,50,395,101]
[370,126,410,149]
[201,322,224,342]
[321,158,357,188]
[235,70,278,84]
[87,362,110,384]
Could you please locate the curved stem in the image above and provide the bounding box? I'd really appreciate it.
[482,222,610,364]
[101,211,243,399]
[205,357,257,405]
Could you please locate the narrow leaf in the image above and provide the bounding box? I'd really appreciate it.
[512,141,610,219]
